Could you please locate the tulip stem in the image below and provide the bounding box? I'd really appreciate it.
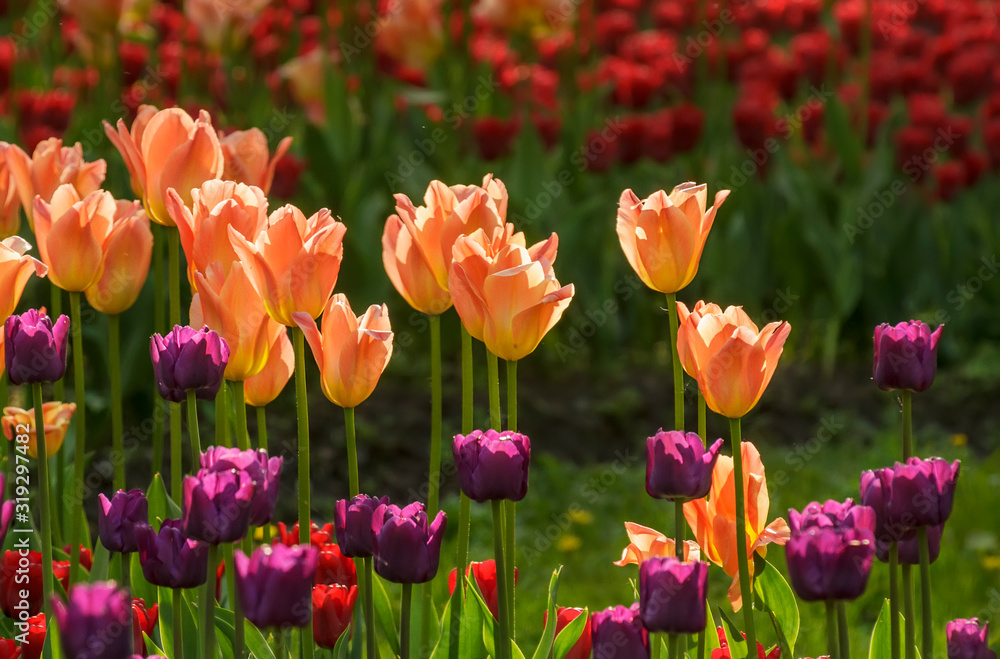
[427,314,442,514]
[206,544,218,659]
[697,392,706,441]
[68,290,87,588]
[187,390,202,459]
[675,500,685,560]
[918,527,933,658]
[697,622,706,659]
[400,582,413,659]
[225,542,245,659]
[487,351,500,430]
[825,601,839,659]
[171,399,182,501]
[32,383,55,629]
[172,588,183,659]
[491,500,512,659]
[901,390,912,459]
[110,313,125,491]
[451,326,475,659]
[505,358,517,640]
[889,543,900,659]
[666,293,684,432]
[51,283,66,536]
[837,601,849,659]
[215,385,227,448]
[363,556,378,659]
[168,228,183,505]
[293,327,314,659]
[342,407,359,497]
[122,553,134,656]
[256,406,270,544]
[902,565,916,659]
[152,224,165,480]
[728,417,756,652]
[668,634,679,659]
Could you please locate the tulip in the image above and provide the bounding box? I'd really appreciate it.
[235,543,319,629]
[52,582,132,659]
[545,607,592,659]
[4,137,106,227]
[200,446,283,526]
[229,203,346,326]
[182,468,255,544]
[0,237,48,379]
[0,144,21,238]
[2,402,75,458]
[370,502,446,584]
[221,130,293,195]
[274,520,335,548]
[376,0,444,70]
[97,489,148,554]
[135,519,209,589]
[1,550,42,616]
[4,310,69,385]
[277,50,329,125]
[676,303,791,419]
[674,300,724,377]
[103,106,224,226]
[873,321,943,392]
[709,626,783,659]
[11,613,45,659]
[590,604,649,659]
[150,325,230,403]
[452,429,531,502]
[862,458,960,532]
[447,560,519,620]
[875,524,943,565]
[316,543,357,587]
[382,212,452,316]
[58,0,131,35]
[334,495,390,558]
[313,584,358,649]
[184,0,270,52]
[132,598,159,656]
[616,183,728,295]
[0,476,11,548]
[243,322,294,407]
[639,557,709,633]
[614,522,702,567]
[84,203,152,315]
[683,441,790,610]
[292,294,393,409]
[946,619,996,659]
[646,430,724,501]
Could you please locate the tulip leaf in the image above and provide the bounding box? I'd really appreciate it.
[530,566,564,659]
[459,574,487,658]
[129,552,157,605]
[373,575,401,656]
[869,599,891,659]
[143,632,166,656]
[211,608,239,659]
[428,595,452,659]
[551,608,588,659]
[333,623,352,659]
[211,607,276,659]
[158,587,175,657]
[706,606,722,651]
[717,606,750,659]
[753,559,799,656]
[90,542,111,582]
[146,472,181,530]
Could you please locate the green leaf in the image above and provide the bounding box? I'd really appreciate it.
[552,608,588,659]
[706,606,722,651]
[129,552,157,604]
[754,559,800,656]
[429,593,453,659]
[90,543,111,582]
[459,574,487,658]
[143,632,166,656]
[146,473,181,529]
[531,566,564,659]
[869,599,891,659]
[373,575,401,656]
[333,624,352,659]
[718,606,749,659]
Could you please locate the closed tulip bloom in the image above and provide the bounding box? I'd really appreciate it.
[591,604,649,659]
[676,303,791,419]
[868,458,960,530]
[313,584,358,648]
[875,524,943,565]
[0,237,48,379]
[98,489,148,554]
[52,582,132,659]
[371,502,447,584]
[639,557,710,633]
[84,203,152,315]
[1,550,42,616]
[235,543,319,629]
[5,137,106,227]
[2,402,75,458]
[0,144,21,238]
[316,542,357,587]
[132,598,160,656]
[382,212,452,316]
[785,525,875,601]
[646,430,724,500]
[946,619,996,659]
[546,607,592,659]
[244,324,294,407]
[221,130,293,195]
[873,321,943,392]
[293,294,393,409]
[0,476,12,549]
[614,522,702,567]
[182,468,255,544]
[617,183,728,294]
[135,519,209,589]
[5,310,70,385]
[229,203,347,326]
[674,300,724,377]
[448,559,518,620]
[334,494,390,558]
[103,106,224,226]
[150,325,230,402]
[200,446,283,526]
[453,429,531,502]
[274,520,335,548]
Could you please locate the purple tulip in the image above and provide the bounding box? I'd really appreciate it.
[98,489,148,554]
[788,498,877,533]
[453,429,530,502]
[0,476,13,549]
[182,468,254,544]
[150,325,230,403]
[371,502,446,584]
[947,618,996,659]
[135,519,209,589]
[645,430,723,501]
[334,494,389,558]
[638,557,709,633]
[873,321,942,392]
[862,458,960,535]
[235,543,318,629]
[591,604,649,659]
[52,582,133,659]
[5,309,69,385]
[200,446,283,526]
[875,524,943,565]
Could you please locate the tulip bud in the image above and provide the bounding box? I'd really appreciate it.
[182,469,254,544]
[52,582,132,659]
[861,458,960,534]
[639,557,709,634]
[543,607,592,659]
[448,559,518,620]
[591,604,649,659]
[453,429,531,502]
[5,310,69,385]
[135,519,209,589]
[371,502,446,584]
[313,584,358,649]
[946,618,996,659]
[334,495,390,558]
[132,598,159,656]
[235,544,319,629]
[646,430,723,501]
[150,325,230,403]
[97,489,148,554]
[873,321,943,392]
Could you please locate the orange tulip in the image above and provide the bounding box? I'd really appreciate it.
[613,522,701,566]
[676,303,791,419]
[229,203,347,327]
[674,300,734,377]
[166,179,269,287]
[244,323,294,407]
[190,261,274,382]
[0,236,49,378]
[382,213,452,316]
[0,143,22,239]
[683,441,789,610]
[450,229,573,361]
[616,183,729,295]
[2,402,77,459]
[221,130,293,195]
[377,0,444,70]
[103,105,224,226]
[292,294,393,409]
[84,202,152,315]
[5,137,107,227]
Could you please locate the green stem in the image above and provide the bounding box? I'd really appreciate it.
[293,327,314,659]
[487,351,500,430]
[68,291,86,587]
[345,407,359,497]
[668,634,678,659]
[461,327,474,435]
[697,391,706,441]
[273,629,285,659]
[33,383,55,627]
[215,385,227,448]
[901,390,912,459]
[918,527,933,658]
[50,282,65,542]
[50,282,64,406]
[491,500,511,659]
[168,227,182,505]
[837,601,849,659]
[186,390,201,459]
[226,542,245,659]
[902,564,915,659]
[890,543,900,659]
[427,314,442,515]
[652,634,661,659]
[170,400,182,500]
[826,601,839,659]
[152,224,165,478]
[666,293,684,432]
[168,227,181,325]
[109,314,124,490]
[505,359,517,640]
[206,544,218,659]
[172,588,183,659]
[697,626,705,659]
[400,583,413,659]
[728,417,756,651]
[122,554,134,656]
[364,556,378,659]
[506,360,517,433]
[232,381,249,451]
[257,405,270,545]
[451,327,475,659]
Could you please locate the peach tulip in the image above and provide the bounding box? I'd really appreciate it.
[190,261,274,382]
[229,203,347,326]
[2,402,77,459]
[33,185,132,292]
[0,143,22,239]
[221,130,293,195]
[676,303,791,419]
[382,213,452,316]
[84,202,152,315]
[617,183,729,295]
[103,105,224,226]
[166,179,269,287]
[450,229,574,361]
[57,0,132,36]
[613,522,701,566]
[278,50,330,125]
[674,300,734,377]
[0,236,49,378]
[293,295,393,409]
[184,0,270,52]
[683,441,789,610]
[244,324,294,407]
[377,0,444,70]
[5,137,107,227]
